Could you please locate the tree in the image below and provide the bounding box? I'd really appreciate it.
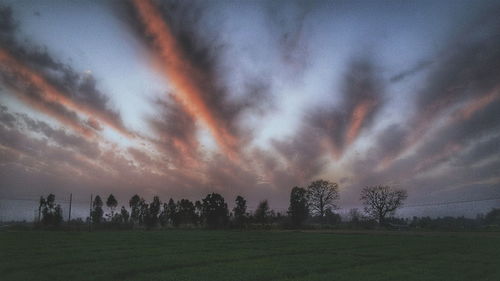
[91,195,104,224]
[307,180,339,221]
[360,185,408,224]
[159,203,169,226]
[288,187,309,227]
[120,206,130,224]
[254,200,271,225]
[177,199,196,225]
[233,195,247,227]
[485,208,500,225]
[201,193,229,228]
[166,198,178,226]
[38,196,45,223]
[144,196,161,228]
[39,194,63,227]
[106,194,118,221]
[129,194,141,225]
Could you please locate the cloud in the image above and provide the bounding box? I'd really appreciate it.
[0,4,133,138]
[381,6,500,167]
[307,57,384,158]
[119,0,273,160]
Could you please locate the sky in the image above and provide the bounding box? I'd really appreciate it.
[0,0,499,219]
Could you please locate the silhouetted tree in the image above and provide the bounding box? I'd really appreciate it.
[129,194,141,225]
[360,185,407,224]
[106,194,118,220]
[144,196,161,228]
[201,193,229,228]
[91,195,104,224]
[159,203,169,226]
[38,196,45,223]
[233,195,247,227]
[177,199,196,225]
[138,198,147,225]
[307,180,339,222]
[288,187,309,227]
[120,206,130,224]
[39,194,63,226]
[166,198,178,226]
[254,200,271,225]
[485,208,500,225]
[324,208,341,225]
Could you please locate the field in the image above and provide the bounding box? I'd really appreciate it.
[1,230,499,281]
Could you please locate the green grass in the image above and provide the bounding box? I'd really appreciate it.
[1,230,499,281]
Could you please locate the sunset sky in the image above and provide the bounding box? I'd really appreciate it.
[1,0,499,217]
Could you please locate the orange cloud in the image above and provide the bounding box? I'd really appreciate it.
[0,48,134,138]
[346,99,377,145]
[131,0,239,160]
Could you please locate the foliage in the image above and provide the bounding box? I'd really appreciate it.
[106,194,118,220]
[91,195,104,224]
[129,194,141,225]
[38,194,63,227]
[254,200,271,225]
[177,199,197,226]
[288,187,309,227]
[233,195,247,227]
[201,193,229,228]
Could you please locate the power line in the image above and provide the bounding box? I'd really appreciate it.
[1,196,499,209]
[402,197,500,208]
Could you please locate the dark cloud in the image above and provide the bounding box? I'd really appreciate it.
[390,60,434,83]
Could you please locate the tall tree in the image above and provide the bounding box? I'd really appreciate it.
[91,195,104,224]
[129,194,141,225]
[360,185,408,224]
[307,180,339,221]
[106,194,118,220]
[201,193,229,228]
[288,187,309,227]
[177,199,196,225]
[233,195,247,227]
[120,206,130,224]
[145,196,161,228]
[254,200,271,225]
[39,194,62,226]
[166,198,178,226]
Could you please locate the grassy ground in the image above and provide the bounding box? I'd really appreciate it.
[1,230,499,281]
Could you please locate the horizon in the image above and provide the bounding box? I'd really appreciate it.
[1,0,500,221]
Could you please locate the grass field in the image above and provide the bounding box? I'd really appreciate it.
[1,230,499,281]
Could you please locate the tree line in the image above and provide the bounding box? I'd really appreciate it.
[36,180,413,229]
[36,180,500,230]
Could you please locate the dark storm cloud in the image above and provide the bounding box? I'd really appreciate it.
[0,4,132,137]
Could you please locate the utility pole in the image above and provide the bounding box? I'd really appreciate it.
[68,193,72,222]
[89,194,93,232]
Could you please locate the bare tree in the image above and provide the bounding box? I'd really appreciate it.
[360,185,407,224]
[307,180,339,220]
